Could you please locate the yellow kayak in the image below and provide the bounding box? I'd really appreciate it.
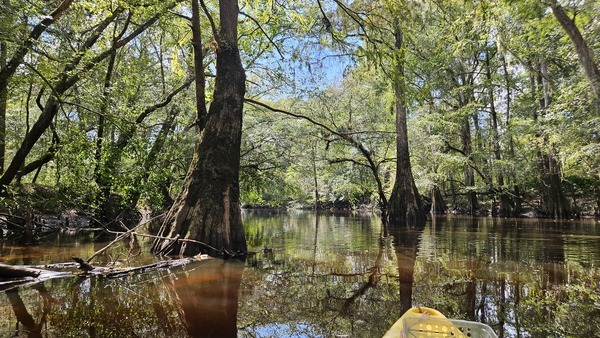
[383,307,498,338]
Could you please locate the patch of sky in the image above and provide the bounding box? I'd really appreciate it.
[245,33,360,102]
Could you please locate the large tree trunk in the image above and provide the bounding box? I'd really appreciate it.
[430,184,446,214]
[535,57,572,219]
[540,149,572,219]
[152,0,247,257]
[549,2,600,108]
[387,19,425,225]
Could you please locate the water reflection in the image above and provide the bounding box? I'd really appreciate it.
[0,212,598,337]
[174,259,244,337]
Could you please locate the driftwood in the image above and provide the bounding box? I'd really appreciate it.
[0,255,211,292]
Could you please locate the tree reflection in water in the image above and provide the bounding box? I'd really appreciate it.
[5,286,47,338]
[171,259,244,338]
[387,220,425,315]
[0,212,599,337]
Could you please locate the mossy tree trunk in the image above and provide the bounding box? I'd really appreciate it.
[152,0,247,257]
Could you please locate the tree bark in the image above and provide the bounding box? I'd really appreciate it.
[94,40,118,202]
[0,263,41,278]
[311,142,320,209]
[152,0,247,257]
[387,19,425,225]
[0,7,122,189]
[534,57,572,219]
[430,184,446,214]
[97,76,194,210]
[549,2,600,108]
[461,116,478,215]
[0,0,7,174]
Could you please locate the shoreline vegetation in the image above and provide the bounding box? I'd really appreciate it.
[1,182,597,246]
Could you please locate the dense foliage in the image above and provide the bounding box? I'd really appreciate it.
[0,0,598,218]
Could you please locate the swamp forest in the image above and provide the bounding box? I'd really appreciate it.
[0,0,599,337]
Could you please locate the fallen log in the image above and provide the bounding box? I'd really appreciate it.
[0,267,70,292]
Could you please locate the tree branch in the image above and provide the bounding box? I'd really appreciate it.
[199,0,219,39]
[240,11,284,59]
[0,0,74,89]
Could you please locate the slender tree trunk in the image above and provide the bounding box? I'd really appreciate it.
[0,0,73,91]
[461,115,478,214]
[0,94,60,188]
[311,142,320,210]
[191,0,208,130]
[6,289,43,338]
[595,186,600,218]
[94,49,117,213]
[485,50,511,216]
[549,1,600,109]
[129,107,180,208]
[387,19,425,225]
[152,0,247,257]
[99,77,194,207]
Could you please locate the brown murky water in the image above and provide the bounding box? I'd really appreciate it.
[1,211,599,337]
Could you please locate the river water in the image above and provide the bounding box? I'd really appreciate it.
[0,211,598,337]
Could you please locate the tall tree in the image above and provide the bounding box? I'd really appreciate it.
[152,0,247,257]
[387,17,425,224]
